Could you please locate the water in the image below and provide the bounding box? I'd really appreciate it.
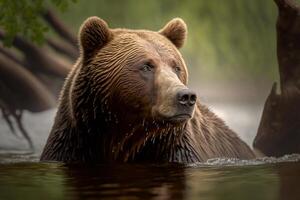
[0,153,300,200]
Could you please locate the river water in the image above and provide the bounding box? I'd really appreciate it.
[0,152,300,200]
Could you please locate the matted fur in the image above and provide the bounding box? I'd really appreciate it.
[40,17,254,163]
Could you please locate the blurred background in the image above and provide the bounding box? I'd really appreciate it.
[0,0,281,152]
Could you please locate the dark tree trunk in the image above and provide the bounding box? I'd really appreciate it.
[42,9,78,48]
[253,0,300,156]
[0,31,71,78]
[0,54,56,112]
[47,38,78,60]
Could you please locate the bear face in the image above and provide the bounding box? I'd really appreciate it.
[76,17,197,127]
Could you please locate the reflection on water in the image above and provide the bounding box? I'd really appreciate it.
[0,153,300,200]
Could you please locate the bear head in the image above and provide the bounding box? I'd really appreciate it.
[72,17,197,131]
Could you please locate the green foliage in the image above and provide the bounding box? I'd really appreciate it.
[0,0,76,46]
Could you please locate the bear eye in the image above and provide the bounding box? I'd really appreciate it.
[141,63,154,72]
[174,66,181,73]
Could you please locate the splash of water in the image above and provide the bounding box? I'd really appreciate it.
[188,154,300,167]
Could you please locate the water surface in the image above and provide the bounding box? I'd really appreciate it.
[1,153,300,200]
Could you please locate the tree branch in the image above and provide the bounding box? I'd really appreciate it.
[47,38,78,60]
[0,53,56,112]
[0,30,71,78]
[42,9,78,48]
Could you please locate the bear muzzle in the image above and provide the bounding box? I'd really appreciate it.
[166,88,197,123]
[152,87,197,124]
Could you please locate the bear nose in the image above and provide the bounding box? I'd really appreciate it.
[177,89,197,106]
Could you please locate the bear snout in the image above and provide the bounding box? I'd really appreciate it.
[164,88,197,122]
[177,89,197,107]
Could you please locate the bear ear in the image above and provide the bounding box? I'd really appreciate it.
[159,18,187,49]
[79,16,112,59]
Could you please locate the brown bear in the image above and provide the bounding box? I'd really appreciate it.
[40,17,255,163]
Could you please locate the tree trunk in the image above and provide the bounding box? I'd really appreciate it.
[47,38,78,60]
[253,0,300,156]
[0,30,71,77]
[0,53,55,112]
[42,9,78,48]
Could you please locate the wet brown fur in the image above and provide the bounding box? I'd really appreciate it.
[40,17,254,163]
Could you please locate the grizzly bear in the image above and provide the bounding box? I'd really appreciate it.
[40,17,255,163]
